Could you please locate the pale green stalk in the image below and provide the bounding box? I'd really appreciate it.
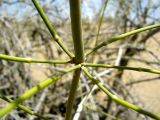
[0,64,81,117]
[94,0,108,49]
[65,69,81,120]
[65,0,84,120]
[92,0,108,63]
[0,54,71,64]
[82,67,160,120]
[32,0,74,59]
[86,24,160,56]
[0,94,48,120]
[68,0,84,63]
[83,63,160,74]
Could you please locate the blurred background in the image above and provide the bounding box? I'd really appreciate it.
[0,0,160,119]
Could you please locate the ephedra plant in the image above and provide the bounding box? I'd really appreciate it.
[0,0,160,120]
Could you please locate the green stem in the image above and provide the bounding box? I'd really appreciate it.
[83,63,160,74]
[65,0,84,120]
[69,0,84,64]
[86,24,160,56]
[94,0,108,48]
[92,0,108,63]
[82,67,160,120]
[0,94,48,120]
[0,64,81,118]
[32,0,74,59]
[65,69,81,120]
[0,54,71,64]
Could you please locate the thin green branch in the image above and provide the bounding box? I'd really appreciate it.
[94,0,108,47]
[0,54,71,64]
[32,0,74,59]
[83,63,160,74]
[82,67,160,120]
[92,0,108,63]
[86,24,160,56]
[0,64,81,118]
[0,94,48,120]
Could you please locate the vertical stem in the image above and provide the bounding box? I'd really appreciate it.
[69,0,84,63]
[66,0,84,120]
[65,69,81,120]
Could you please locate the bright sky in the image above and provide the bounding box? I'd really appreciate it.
[0,0,103,20]
[0,0,160,23]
